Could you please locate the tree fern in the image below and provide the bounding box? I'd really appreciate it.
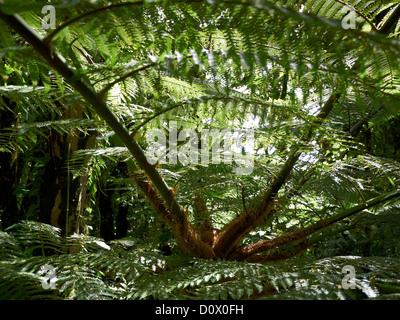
[2,0,400,296]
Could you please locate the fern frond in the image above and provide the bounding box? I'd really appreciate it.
[5,221,64,256]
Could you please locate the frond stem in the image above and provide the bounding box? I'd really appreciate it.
[99,62,157,99]
[231,189,400,261]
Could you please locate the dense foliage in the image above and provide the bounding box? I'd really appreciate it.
[1,221,400,300]
[1,0,400,300]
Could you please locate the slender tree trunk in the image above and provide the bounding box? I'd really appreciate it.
[98,182,115,242]
[39,128,80,236]
[116,202,129,239]
[97,187,129,241]
[39,104,94,237]
[115,163,129,239]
